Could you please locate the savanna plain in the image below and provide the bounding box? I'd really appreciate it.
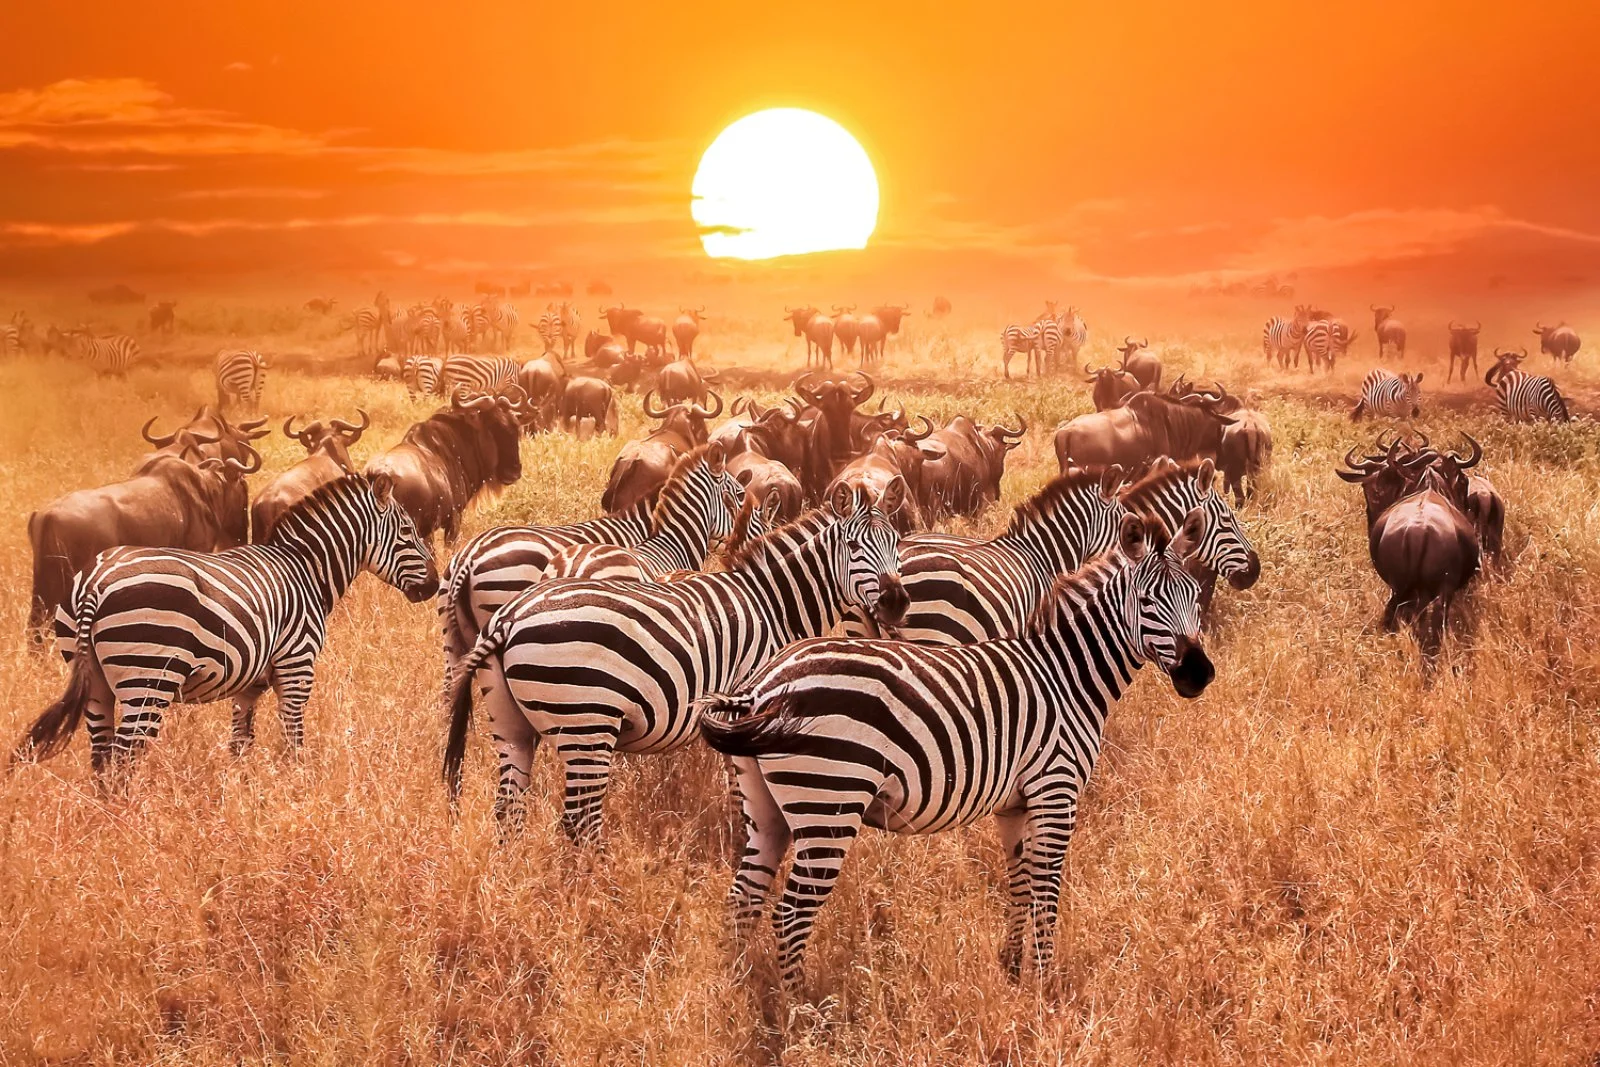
[1,299,1599,1065]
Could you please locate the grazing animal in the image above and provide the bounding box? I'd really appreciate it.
[16,474,438,776]
[1484,349,1570,422]
[251,412,369,542]
[1118,337,1161,391]
[402,355,444,399]
[364,393,525,542]
[1302,319,1355,371]
[831,306,859,362]
[793,371,875,501]
[304,297,337,315]
[558,302,582,358]
[673,307,706,357]
[350,301,392,356]
[558,376,619,435]
[516,354,567,429]
[148,301,177,334]
[441,355,519,398]
[1084,361,1141,411]
[658,357,718,406]
[1218,407,1273,504]
[1446,321,1482,383]
[1352,369,1423,420]
[477,301,519,351]
[1533,322,1580,363]
[1055,390,1235,471]
[698,508,1212,991]
[441,487,908,840]
[214,349,267,410]
[1371,305,1407,360]
[1000,323,1041,380]
[784,307,830,368]
[728,451,805,523]
[1263,306,1311,367]
[537,307,562,352]
[1465,474,1507,571]
[918,416,1027,520]
[931,296,953,318]
[68,332,140,374]
[825,423,939,531]
[600,391,724,513]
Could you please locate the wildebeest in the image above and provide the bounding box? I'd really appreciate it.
[27,437,259,638]
[931,296,952,318]
[600,391,723,513]
[1055,389,1235,471]
[1465,473,1507,572]
[794,370,874,500]
[832,306,859,362]
[919,415,1026,519]
[148,301,177,334]
[737,399,810,471]
[558,376,619,436]
[364,392,525,542]
[658,357,719,406]
[826,420,943,531]
[1118,337,1161,391]
[1533,321,1580,362]
[673,307,706,357]
[601,304,668,358]
[1446,321,1481,382]
[785,307,834,368]
[517,354,567,429]
[142,407,271,466]
[1217,405,1272,505]
[728,451,805,523]
[1371,305,1407,360]
[251,412,369,542]
[1084,361,1141,411]
[857,305,908,366]
[304,297,337,315]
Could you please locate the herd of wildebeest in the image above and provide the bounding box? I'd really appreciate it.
[2,291,1589,990]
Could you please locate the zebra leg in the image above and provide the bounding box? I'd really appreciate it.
[727,755,793,948]
[1024,798,1079,977]
[83,661,119,777]
[552,727,622,847]
[772,795,870,993]
[994,808,1030,978]
[269,659,316,751]
[229,684,269,756]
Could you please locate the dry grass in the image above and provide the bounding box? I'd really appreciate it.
[1,302,1599,1064]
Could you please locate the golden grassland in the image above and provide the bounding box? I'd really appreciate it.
[1,303,1599,1064]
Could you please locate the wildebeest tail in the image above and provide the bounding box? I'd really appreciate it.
[13,604,95,763]
[696,690,809,758]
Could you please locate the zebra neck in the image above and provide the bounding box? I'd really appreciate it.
[994,494,1102,577]
[1123,484,1188,539]
[637,512,710,572]
[730,523,836,638]
[1027,566,1141,711]
[267,524,363,613]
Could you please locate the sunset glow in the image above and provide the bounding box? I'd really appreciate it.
[691,109,878,261]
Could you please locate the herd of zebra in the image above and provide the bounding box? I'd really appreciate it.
[3,292,1589,996]
[1000,300,1090,379]
[348,291,532,359]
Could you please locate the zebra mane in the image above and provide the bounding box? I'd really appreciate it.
[1003,468,1112,536]
[1025,517,1176,635]
[721,507,831,571]
[1121,458,1208,505]
[266,473,371,544]
[650,445,713,531]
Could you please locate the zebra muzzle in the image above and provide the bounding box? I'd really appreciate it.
[1169,645,1215,698]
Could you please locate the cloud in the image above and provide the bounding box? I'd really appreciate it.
[169,187,327,201]
[0,77,329,156]
[1,221,139,244]
[223,62,253,73]
[362,139,682,178]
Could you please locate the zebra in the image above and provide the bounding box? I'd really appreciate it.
[1302,319,1353,372]
[698,508,1213,990]
[13,473,439,776]
[541,444,747,582]
[1262,309,1308,367]
[406,305,443,355]
[215,349,267,410]
[402,354,444,399]
[537,308,562,353]
[478,301,519,352]
[1060,307,1088,366]
[1351,369,1422,421]
[69,332,140,374]
[441,354,519,397]
[1485,350,1570,422]
[350,304,390,356]
[559,302,582,358]
[1000,323,1041,380]
[441,486,909,841]
[842,458,1257,644]
[1034,316,1063,376]
[0,321,19,356]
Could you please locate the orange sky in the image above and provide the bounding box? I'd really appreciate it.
[3,0,1598,306]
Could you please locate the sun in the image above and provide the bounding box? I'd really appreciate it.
[692,108,879,260]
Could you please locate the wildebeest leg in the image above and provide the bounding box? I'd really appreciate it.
[1381,590,1405,632]
[229,683,270,755]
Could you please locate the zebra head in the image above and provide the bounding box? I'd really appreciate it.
[1120,509,1213,698]
[829,483,908,630]
[364,473,440,602]
[1183,459,1260,589]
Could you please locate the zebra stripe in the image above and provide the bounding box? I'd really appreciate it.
[14,474,438,774]
[351,305,390,354]
[1486,364,1570,422]
[1262,316,1306,366]
[559,303,581,357]
[1302,320,1350,371]
[1352,369,1421,420]
[441,495,905,841]
[69,332,140,373]
[215,349,267,409]
[0,323,20,356]
[537,310,562,353]
[406,306,443,355]
[441,355,519,397]
[699,509,1212,989]
[1000,323,1041,379]
[1035,317,1063,374]
[477,301,519,351]
[844,459,1256,644]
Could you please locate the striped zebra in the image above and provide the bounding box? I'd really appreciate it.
[1034,316,1062,376]
[13,474,439,775]
[406,305,443,355]
[559,302,582,358]
[1061,306,1088,361]
[1351,369,1422,420]
[402,355,443,399]
[69,332,140,374]
[441,354,519,397]
[0,322,19,357]
[350,304,390,356]
[541,444,746,582]
[1262,310,1308,367]
[441,486,908,840]
[843,459,1257,644]
[1000,323,1041,380]
[1302,319,1353,372]
[477,301,519,352]
[1485,351,1570,422]
[698,508,1213,990]
[215,349,267,410]
[537,308,562,353]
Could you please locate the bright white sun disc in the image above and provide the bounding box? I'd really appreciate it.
[693,108,878,260]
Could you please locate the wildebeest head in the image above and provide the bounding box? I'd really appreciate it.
[1117,336,1149,362]
[871,305,910,333]
[1485,346,1527,387]
[1336,435,1437,528]
[284,410,368,472]
[450,390,524,487]
[1371,304,1395,328]
[643,389,723,446]
[796,371,873,428]
[1448,320,1482,350]
[197,441,263,548]
[784,306,820,336]
[600,304,640,337]
[1084,361,1140,411]
[1118,508,1213,697]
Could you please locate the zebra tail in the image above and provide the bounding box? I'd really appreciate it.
[696,691,809,758]
[13,609,95,764]
[441,625,502,800]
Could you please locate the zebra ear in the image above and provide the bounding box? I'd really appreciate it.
[1118,513,1149,561]
[828,482,857,517]
[1413,372,1424,384]
[706,440,727,475]
[1170,506,1207,559]
[1195,458,1216,496]
[1099,464,1125,501]
[370,472,395,510]
[879,475,908,516]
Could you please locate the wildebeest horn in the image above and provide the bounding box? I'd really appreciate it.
[141,417,179,447]
[997,414,1027,438]
[283,415,312,443]
[783,397,805,420]
[203,442,263,477]
[905,415,934,442]
[692,391,724,419]
[1534,321,1545,332]
[1451,433,1483,470]
[731,396,748,418]
[1083,362,1102,381]
[1342,445,1384,473]
[851,372,875,406]
[1448,320,1460,331]
[329,409,370,440]
[236,416,271,440]
[642,390,670,419]
[1123,335,1136,348]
